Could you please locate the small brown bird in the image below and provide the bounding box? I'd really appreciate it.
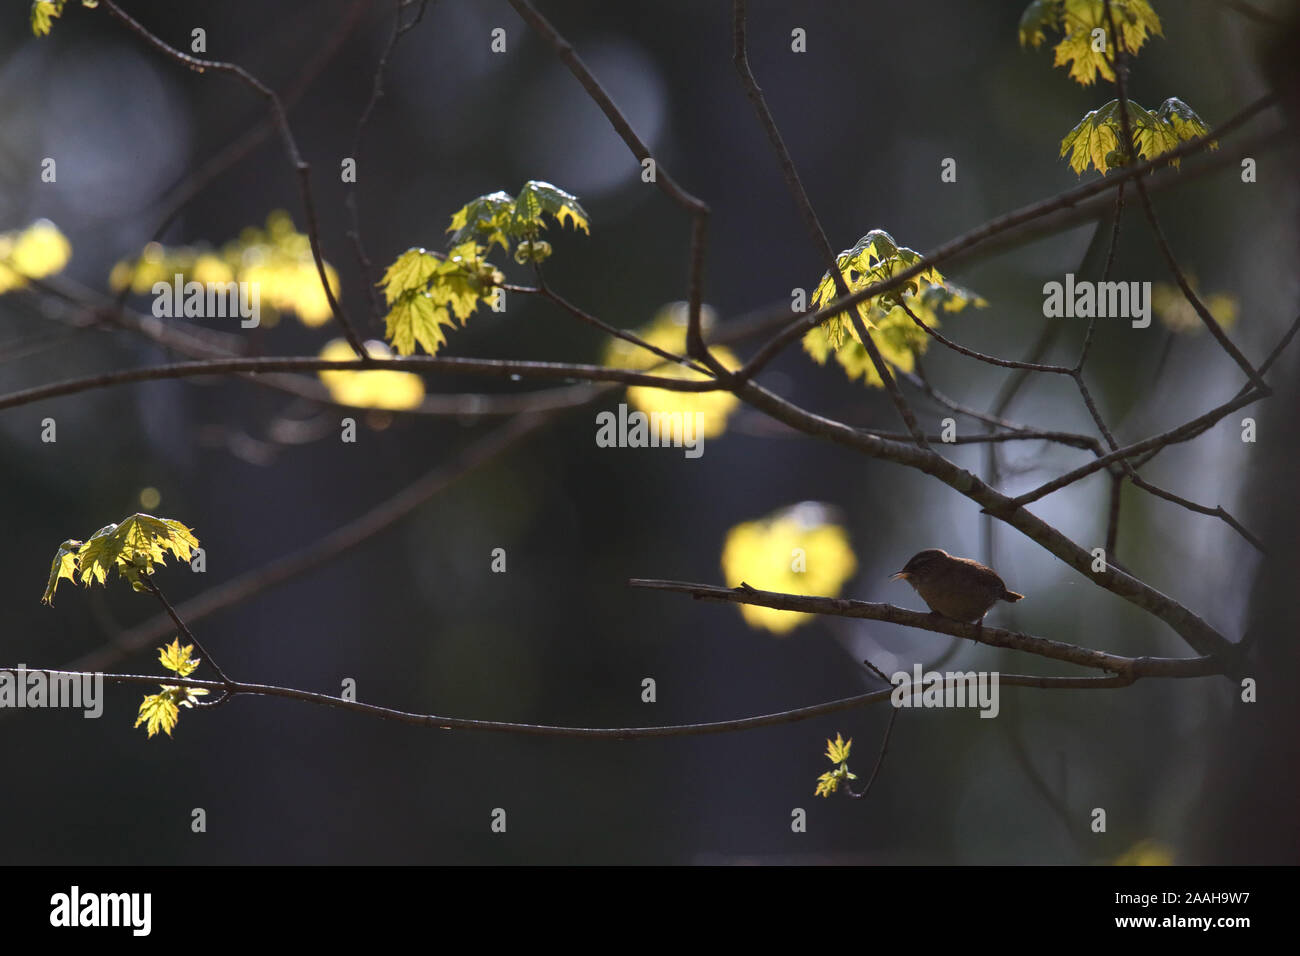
[891,549,1024,623]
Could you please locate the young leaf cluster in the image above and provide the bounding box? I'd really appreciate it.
[134,639,208,738]
[448,180,590,263]
[41,514,199,604]
[376,181,587,356]
[1060,97,1214,175]
[815,733,857,798]
[30,0,97,36]
[803,230,985,387]
[1019,0,1162,85]
[376,243,503,356]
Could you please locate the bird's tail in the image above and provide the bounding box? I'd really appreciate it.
[1003,589,1025,602]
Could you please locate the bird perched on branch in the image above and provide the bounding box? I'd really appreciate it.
[891,549,1024,623]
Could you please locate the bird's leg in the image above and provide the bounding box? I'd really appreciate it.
[972,615,986,645]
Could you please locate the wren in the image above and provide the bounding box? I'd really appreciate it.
[891,549,1024,623]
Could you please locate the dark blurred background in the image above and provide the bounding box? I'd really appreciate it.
[0,0,1295,863]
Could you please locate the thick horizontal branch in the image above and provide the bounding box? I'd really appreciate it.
[626,579,1222,680]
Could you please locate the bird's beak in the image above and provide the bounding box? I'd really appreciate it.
[890,571,908,581]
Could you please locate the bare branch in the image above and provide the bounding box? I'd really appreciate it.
[627,578,1223,679]
[505,0,721,376]
[140,579,236,697]
[111,0,375,311]
[99,0,369,358]
[346,0,434,324]
[845,707,898,802]
[3,665,1210,740]
[0,354,726,413]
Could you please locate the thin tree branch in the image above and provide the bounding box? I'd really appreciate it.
[504,0,721,376]
[901,366,1102,453]
[98,0,369,358]
[845,707,899,801]
[112,0,375,311]
[1103,0,1269,393]
[1125,473,1266,553]
[732,0,929,446]
[1,665,1208,739]
[0,355,726,413]
[29,275,605,419]
[898,301,1074,374]
[140,578,236,694]
[627,579,1223,679]
[735,93,1277,382]
[346,0,434,324]
[1105,470,1123,555]
[516,279,708,372]
[1004,306,1300,508]
[1001,386,1264,509]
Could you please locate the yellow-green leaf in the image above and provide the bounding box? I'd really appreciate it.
[1060,98,1213,176]
[158,638,200,678]
[815,770,841,798]
[134,675,208,738]
[377,248,440,305]
[804,230,981,387]
[1045,0,1162,86]
[826,733,853,764]
[513,181,590,235]
[1018,0,1061,47]
[384,291,453,356]
[30,0,61,36]
[135,692,180,738]
[435,241,493,321]
[51,514,198,597]
[40,538,82,605]
[447,191,515,250]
